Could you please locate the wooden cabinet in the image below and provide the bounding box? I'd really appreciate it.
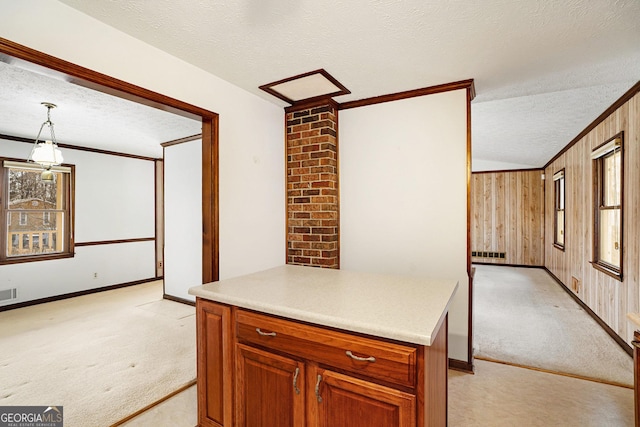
[196,298,448,427]
[236,344,305,427]
[312,367,415,427]
[196,300,233,427]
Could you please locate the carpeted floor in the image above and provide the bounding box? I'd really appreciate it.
[0,281,196,427]
[473,265,633,387]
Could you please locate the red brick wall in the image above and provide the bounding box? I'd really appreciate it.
[286,102,339,268]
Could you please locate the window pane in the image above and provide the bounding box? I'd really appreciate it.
[556,211,564,245]
[9,234,19,256]
[8,169,64,209]
[6,213,65,257]
[599,208,620,268]
[559,177,565,210]
[603,150,621,206]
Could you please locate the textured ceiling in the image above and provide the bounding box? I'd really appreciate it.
[0,60,201,158]
[6,0,640,167]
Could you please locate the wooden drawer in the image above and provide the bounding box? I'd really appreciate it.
[235,309,417,388]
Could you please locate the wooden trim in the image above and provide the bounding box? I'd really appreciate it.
[466,86,474,368]
[591,131,624,282]
[111,379,197,426]
[0,133,159,162]
[0,277,159,312]
[544,267,632,356]
[448,358,474,374]
[260,68,350,105]
[553,167,566,251]
[475,356,633,389]
[544,80,640,169]
[0,156,75,265]
[202,116,219,284]
[284,97,339,114]
[553,243,566,251]
[154,159,164,280]
[0,37,219,284]
[338,79,475,110]
[472,167,543,175]
[0,37,212,121]
[472,262,544,268]
[634,331,640,427]
[160,133,202,148]
[163,293,196,307]
[75,237,155,247]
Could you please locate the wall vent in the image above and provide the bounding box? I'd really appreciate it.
[0,288,17,304]
[472,251,506,259]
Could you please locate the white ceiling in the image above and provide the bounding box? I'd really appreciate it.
[4,0,640,167]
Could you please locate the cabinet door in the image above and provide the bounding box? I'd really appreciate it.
[312,367,415,427]
[236,343,305,427]
[196,299,233,427]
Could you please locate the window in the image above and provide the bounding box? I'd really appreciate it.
[1,159,74,264]
[592,133,623,280]
[553,169,565,250]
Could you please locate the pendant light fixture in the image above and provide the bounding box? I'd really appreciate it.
[28,102,64,181]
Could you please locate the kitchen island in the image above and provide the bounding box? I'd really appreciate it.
[189,265,458,427]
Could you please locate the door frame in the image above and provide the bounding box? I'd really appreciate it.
[0,37,219,284]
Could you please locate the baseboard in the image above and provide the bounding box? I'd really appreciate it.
[472,262,543,268]
[0,277,159,312]
[163,294,196,306]
[543,267,633,357]
[448,358,474,374]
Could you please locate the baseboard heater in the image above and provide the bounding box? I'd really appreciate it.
[0,288,18,304]
[472,251,506,259]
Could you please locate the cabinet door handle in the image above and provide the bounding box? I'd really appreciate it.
[293,367,300,395]
[255,328,276,337]
[315,374,323,403]
[346,350,376,363]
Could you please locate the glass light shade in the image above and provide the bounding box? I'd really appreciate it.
[31,140,64,167]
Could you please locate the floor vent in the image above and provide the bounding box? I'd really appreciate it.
[0,288,17,304]
[472,251,506,259]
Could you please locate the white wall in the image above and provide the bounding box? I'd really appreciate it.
[340,91,469,361]
[164,141,202,301]
[0,1,286,294]
[0,138,156,304]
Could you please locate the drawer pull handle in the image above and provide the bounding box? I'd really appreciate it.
[315,374,323,403]
[256,328,276,337]
[293,367,301,395]
[346,350,376,363]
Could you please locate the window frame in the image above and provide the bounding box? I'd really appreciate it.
[553,169,565,251]
[591,132,623,281]
[0,157,75,265]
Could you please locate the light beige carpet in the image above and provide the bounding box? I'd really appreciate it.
[473,265,633,387]
[0,281,196,427]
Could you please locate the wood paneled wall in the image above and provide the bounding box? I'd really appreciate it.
[545,90,640,345]
[471,170,545,266]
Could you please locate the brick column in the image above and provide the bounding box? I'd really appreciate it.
[286,102,339,268]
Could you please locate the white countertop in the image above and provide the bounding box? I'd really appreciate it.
[188,265,458,346]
